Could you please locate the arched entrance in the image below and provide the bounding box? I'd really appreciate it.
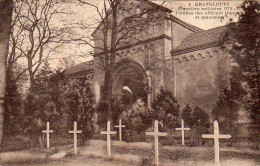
[112,60,150,106]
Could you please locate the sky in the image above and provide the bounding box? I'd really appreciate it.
[48,0,244,68]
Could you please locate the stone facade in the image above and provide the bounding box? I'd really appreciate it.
[66,0,231,115]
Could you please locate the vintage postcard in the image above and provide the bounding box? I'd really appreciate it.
[0,0,259,165]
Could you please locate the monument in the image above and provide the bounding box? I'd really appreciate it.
[66,0,230,114]
[64,0,248,136]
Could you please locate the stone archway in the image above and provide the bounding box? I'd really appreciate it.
[112,60,150,107]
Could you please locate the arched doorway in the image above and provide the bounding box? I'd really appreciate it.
[112,60,150,106]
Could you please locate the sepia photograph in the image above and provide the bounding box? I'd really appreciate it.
[0,0,259,165]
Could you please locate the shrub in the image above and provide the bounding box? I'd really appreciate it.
[181,104,193,127]
[22,92,61,147]
[64,80,95,145]
[212,88,240,137]
[151,88,180,129]
[191,106,210,146]
[181,105,210,146]
[121,99,153,133]
[96,98,126,129]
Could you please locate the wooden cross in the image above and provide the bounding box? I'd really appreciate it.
[69,121,82,154]
[101,121,117,157]
[202,120,231,166]
[175,120,190,145]
[115,119,125,142]
[42,122,54,149]
[146,120,167,166]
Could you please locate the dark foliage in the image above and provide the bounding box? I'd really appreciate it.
[22,63,64,145]
[182,105,210,146]
[212,88,241,136]
[97,98,126,129]
[65,77,95,144]
[225,1,260,141]
[3,69,23,136]
[181,104,193,127]
[152,88,180,129]
[121,99,153,134]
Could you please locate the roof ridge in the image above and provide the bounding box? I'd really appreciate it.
[174,25,228,52]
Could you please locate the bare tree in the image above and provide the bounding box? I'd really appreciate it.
[73,0,168,125]
[0,0,13,147]
[8,0,68,90]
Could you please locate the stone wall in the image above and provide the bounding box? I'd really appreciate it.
[173,46,230,114]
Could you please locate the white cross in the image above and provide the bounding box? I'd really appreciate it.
[115,119,125,142]
[146,120,167,166]
[69,121,82,154]
[175,120,190,145]
[101,121,117,157]
[202,120,231,166]
[42,122,54,149]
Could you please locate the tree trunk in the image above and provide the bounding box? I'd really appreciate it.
[103,69,114,127]
[28,59,36,92]
[0,0,13,147]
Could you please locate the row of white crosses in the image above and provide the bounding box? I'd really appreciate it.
[42,121,82,154]
[42,119,231,166]
[102,119,231,166]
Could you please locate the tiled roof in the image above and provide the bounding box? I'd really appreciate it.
[175,26,228,51]
[65,61,94,76]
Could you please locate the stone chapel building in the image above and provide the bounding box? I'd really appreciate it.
[65,0,246,134]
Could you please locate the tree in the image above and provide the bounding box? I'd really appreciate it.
[74,0,167,126]
[191,106,210,145]
[225,1,260,140]
[121,98,153,133]
[21,62,65,146]
[181,104,193,127]
[3,64,23,137]
[64,76,95,144]
[9,0,68,91]
[0,0,13,147]
[212,79,245,137]
[97,98,125,128]
[152,88,180,129]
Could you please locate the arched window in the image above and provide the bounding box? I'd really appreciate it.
[205,52,211,57]
[213,50,219,56]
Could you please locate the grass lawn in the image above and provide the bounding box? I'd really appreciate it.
[2,155,135,166]
[1,139,259,166]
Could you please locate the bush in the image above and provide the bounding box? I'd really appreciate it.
[124,132,147,142]
[121,99,153,133]
[96,98,126,129]
[151,88,180,130]
[181,105,210,146]
[191,106,210,146]
[22,92,61,146]
[64,80,95,145]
